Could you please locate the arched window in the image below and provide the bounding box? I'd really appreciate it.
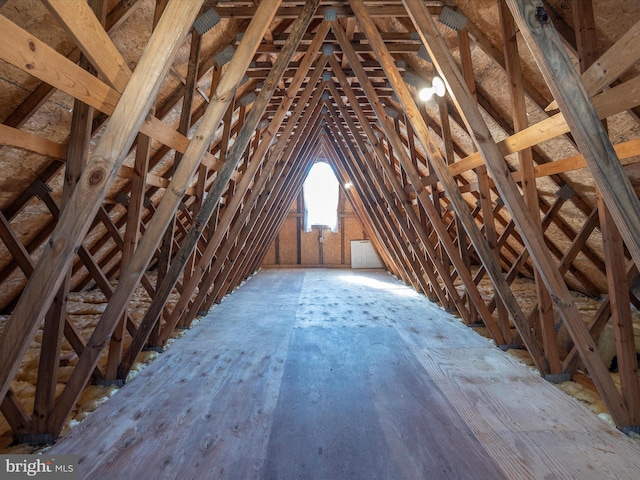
[303,161,339,232]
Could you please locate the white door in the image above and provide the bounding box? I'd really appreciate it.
[350,240,384,268]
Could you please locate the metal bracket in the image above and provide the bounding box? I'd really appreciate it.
[544,373,571,384]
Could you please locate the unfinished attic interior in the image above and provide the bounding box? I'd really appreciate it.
[2,0,640,475]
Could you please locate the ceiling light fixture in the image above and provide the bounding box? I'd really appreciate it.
[418,76,445,101]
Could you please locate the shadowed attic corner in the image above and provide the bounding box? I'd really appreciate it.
[0,0,640,475]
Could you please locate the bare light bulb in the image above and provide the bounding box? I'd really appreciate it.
[432,76,445,97]
[419,87,434,101]
[418,76,446,102]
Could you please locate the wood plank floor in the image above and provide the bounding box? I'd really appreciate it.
[49,269,640,479]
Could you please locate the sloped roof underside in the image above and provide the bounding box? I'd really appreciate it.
[1,0,640,443]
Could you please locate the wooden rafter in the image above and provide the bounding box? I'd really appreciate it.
[404,0,631,427]
[0,0,205,427]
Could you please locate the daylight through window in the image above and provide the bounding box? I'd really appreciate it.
[303,161,339,232]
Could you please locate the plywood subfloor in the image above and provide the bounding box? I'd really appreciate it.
[48,269,640,479]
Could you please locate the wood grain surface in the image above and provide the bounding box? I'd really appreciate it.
[49,269,640,479]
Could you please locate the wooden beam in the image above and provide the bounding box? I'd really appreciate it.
[0,0,204,426]
[0,211,34,277]
[116,4,321,377]
[37,30,101,433]
[2,0,141,129]
[42,0,131,92]
[406,0,630,427]
[196,106,328,316]
[1,389,32,436]
[507,0,640,281]
[0,14,225,175]
[498,0,558,368]
[347,2,540,364]
[547,17,640,110]
[444,73,640,180]
[597,191,640,424]
[0,124,67,160]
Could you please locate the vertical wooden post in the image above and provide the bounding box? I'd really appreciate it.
[403,0,630,427]
[0,0,204,408]
[331,22,506,343]
[32,18,100,433]
[498,0,557,363]
[597,190,640,425]
[505,0,640,278]
[114,8,321,376]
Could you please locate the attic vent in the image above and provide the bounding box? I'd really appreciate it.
[193,9,221,35]
[438,7,468,31]
[239,74,250,87]
[214,45,235,66]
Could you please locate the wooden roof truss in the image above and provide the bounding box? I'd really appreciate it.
[1,0,640,443]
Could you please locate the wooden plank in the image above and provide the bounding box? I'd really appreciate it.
[507,0,640,278]
[405,0,629,427]
[47,269,640,479]
[264,326,504,479]
[547,17,640,110]
[325,104,439,301]
[498,0,557,369]
[0,124,67,160]
[164,76,328,341]
[117,6,320,378]
[43,0,131,92]
[597,191,640,424]
[446,73,640,179]
[345,4,538,362]
[0,0,204,427]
